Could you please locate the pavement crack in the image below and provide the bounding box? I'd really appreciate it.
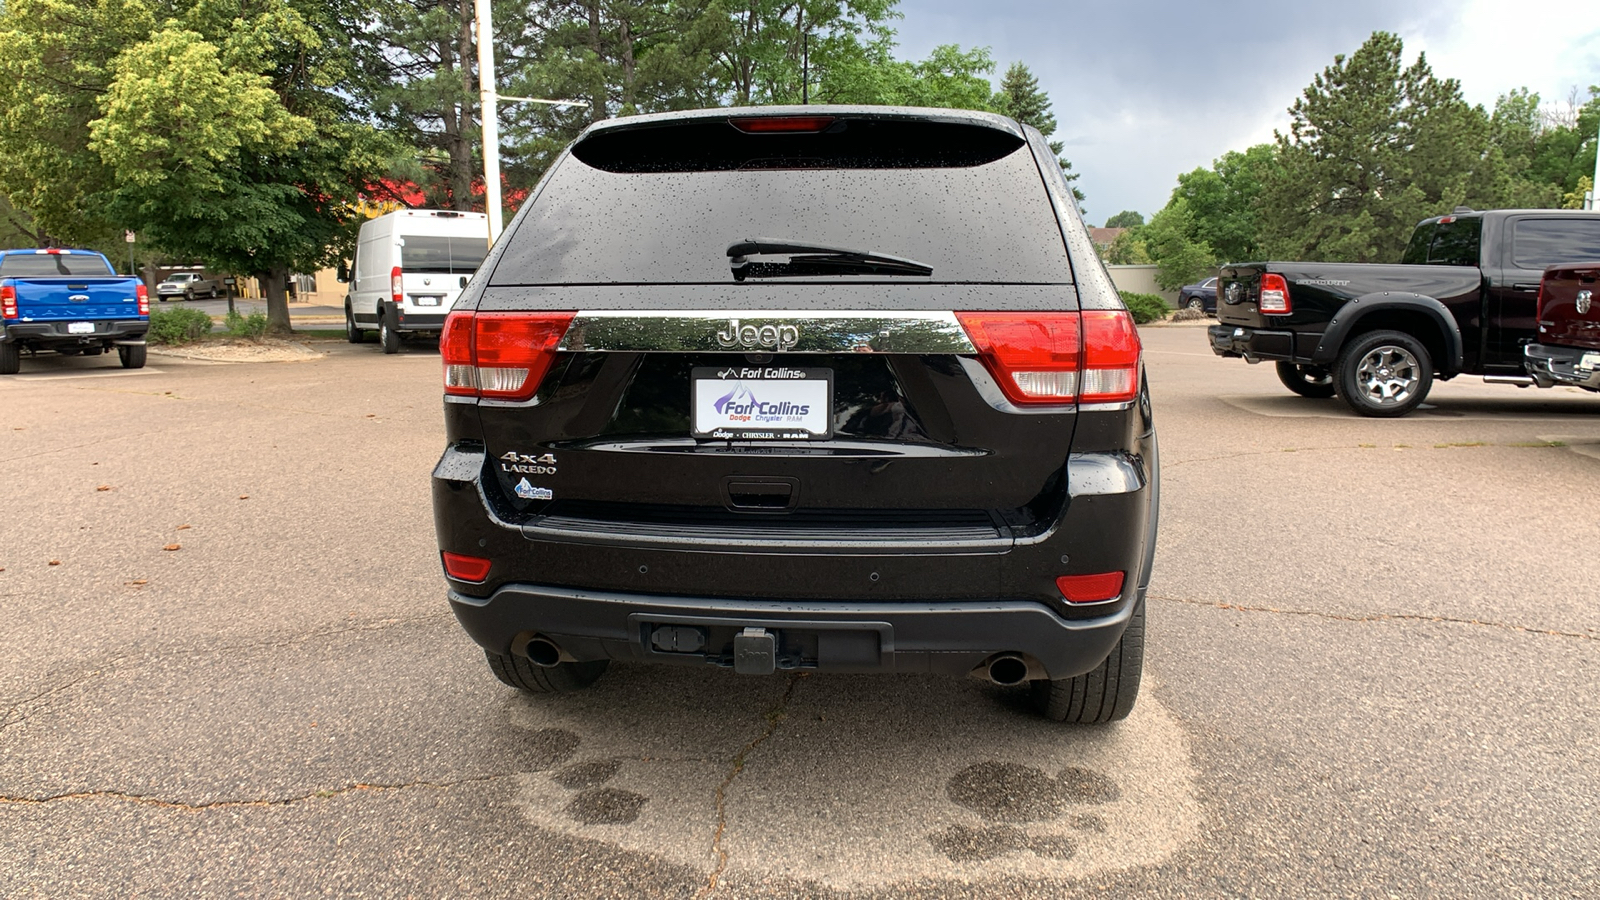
[696,673,805,899]
[0,773,516,811]
[1153,594,1596,640]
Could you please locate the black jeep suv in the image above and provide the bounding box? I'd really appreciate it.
[431,107,1158,723]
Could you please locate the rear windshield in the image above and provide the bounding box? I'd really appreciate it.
[490,117,1073,285]
[1511,218,1600,269]
[1401,218,1481,266]
[401,236,488,274]
[0,253,115,277]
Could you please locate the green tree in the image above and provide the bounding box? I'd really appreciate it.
[1103,227,1151,265]
[1257,31,1506,263]
[994,61,1083,204]
[1143,199,1214,289]
[1170,143,1278,263]
[1104,210,1144,228]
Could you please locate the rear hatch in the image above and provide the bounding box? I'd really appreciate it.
[399,225,487,314]
[1,252,139,322]
[1538,262,1600,352]
[448,110,1138,557]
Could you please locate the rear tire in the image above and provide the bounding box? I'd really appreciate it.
[485,650,609,693]
[117,343,147,369]
[1032,600,1144,724]
[1276,362,1336,398]
[1335,330,1432,418]
[1185,297,1203,312]
[0,342,19,374]
[379,315,400,354]
[345,304,367,343]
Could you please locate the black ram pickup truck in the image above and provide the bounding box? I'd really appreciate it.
[1208,208,1600,416]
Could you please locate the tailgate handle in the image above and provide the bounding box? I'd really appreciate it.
[723,477,797,511]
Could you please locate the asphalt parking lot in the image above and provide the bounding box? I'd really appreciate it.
[2,325,1597,897]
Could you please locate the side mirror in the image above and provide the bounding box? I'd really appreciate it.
[459,275,469,289]
[336,262,350,283]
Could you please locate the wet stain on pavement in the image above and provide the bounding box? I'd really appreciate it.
[933,760,1121,862]
[565,787,649,825]
[551,759,622,790]
[520,727,583,769]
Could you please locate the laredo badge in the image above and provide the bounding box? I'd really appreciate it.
[514,478,553,501]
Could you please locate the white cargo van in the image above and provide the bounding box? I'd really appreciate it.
[342,209,489,353]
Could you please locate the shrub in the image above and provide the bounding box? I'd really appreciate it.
[146,307,213,345]
[1121,292,1171,325]
[224,310,269,340]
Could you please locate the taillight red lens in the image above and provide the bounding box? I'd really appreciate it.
[956,311,1082,405]
[390,266,403,304]
[1056,571,1125,603]
[1535,278,1546,320]
[442,551,492,582]
[440,311,575,402]
[1080,310,1141,404]
[1,285,16,319]
[135,283,149,316]
[1259,273,1291,315]
[729,116,836,133]
[956,310,1141,406]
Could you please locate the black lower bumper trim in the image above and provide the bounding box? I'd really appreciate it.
[448,583,1133,680]
[1526,342,1600,391]
[3,321,148,345]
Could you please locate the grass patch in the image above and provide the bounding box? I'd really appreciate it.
[223,309,269,340]
[1507,440,1566,448]
[1434,442,1487,448]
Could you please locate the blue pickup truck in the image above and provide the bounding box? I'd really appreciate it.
[0,248,149,374]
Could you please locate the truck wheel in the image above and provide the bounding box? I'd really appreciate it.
[485,649,608,693]
[0,342,19,375]
[379,316,401,354]
[1032,600,1143,724]
[117,344,147,369]
[1335,330,1432,418]
[345,305,367,343]
[1276,362,1336,398]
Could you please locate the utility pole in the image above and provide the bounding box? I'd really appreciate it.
[474,0,589,245]
[1590,110,1599,210]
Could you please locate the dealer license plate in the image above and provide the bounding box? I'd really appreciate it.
[1580,352,1600,372]
[692,366,833,440]
[67,322,94,334]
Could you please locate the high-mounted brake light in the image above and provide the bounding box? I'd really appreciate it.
[1056,571,1125,603]
[729,116,836,134]
[1,285,16,319]
[1259,273,1291,315]
[135,283,149,316]
[390,265,403,305]
[441,310,576,402]
[956,310,1141,406]
[442,551,492,583]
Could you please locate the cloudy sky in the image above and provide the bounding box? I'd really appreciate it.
[892,0,1600,224]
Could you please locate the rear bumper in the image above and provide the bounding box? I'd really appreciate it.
[449,584,1134,680]
[1526,343,1600,391]
[2,320,148,345]
[1208,324,1296,361]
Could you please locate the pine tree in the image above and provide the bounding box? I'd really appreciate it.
[995,61,1084,204]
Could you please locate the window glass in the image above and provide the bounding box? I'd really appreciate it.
[1511,218,1600,269]
[1402,218,1481,266]
[492,119,1071,286]
[0,253,115,277]
[400,236,488,274]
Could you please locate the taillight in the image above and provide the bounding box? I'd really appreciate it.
[1259,273,1291,315]
[729,116,836,133]
[440,310,575,402]
[956,310,1141,406]
[1,285,15,319]
[1535,279,1546,320]
[1056,571,1125,603]
[390,266,403,305]
[441,551,492,582]
[135,283,149,316]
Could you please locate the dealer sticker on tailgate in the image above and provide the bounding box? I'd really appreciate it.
[691,366,832,440]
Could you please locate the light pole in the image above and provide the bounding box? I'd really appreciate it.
[474,0,587,245]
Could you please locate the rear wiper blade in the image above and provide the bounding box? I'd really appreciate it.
[727,238,932,282]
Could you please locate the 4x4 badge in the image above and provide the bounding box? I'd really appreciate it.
[716,319,800,351]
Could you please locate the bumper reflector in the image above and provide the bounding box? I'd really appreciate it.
[1056,571,1125,603]
[442,552,492,583]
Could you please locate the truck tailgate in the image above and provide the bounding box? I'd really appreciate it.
[12,277,142,321]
